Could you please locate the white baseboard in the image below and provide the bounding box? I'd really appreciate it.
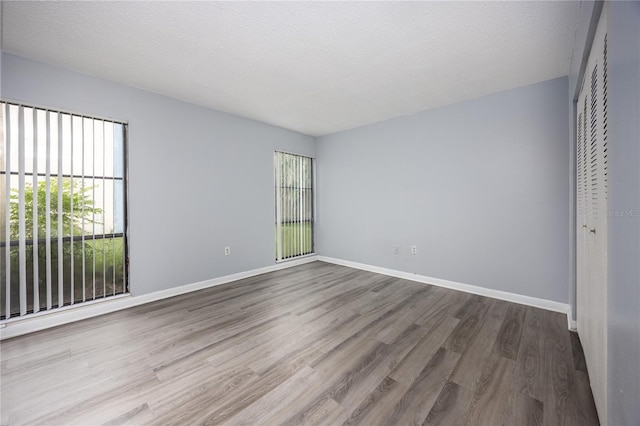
[0,255,318,340]
[317,256,571,320]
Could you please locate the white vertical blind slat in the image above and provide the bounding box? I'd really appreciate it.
[286,155,291,258]
[299,155,303,255]
[312,159,316,252]
[18,106,27,316]
[302,155,305,255]
[297,155,302,255]
[300,155,304,254]
[102,121,107,298]
[32,110,40,313]
[112,126,117,295]
[121,125,127,290]
[3,104,11,317]
[275,153,282,262]
[81,119,86,302]
[92,120,96,300]
[294,155,298,256]
[57,113,64,308]
[70,116,75,304]
[45,111,52,310]
[18,107,27,315]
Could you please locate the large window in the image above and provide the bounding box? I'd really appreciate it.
[0,102,128,319]
[274,151,314,261]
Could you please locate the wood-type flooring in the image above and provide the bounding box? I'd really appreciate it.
[0,261,599,425]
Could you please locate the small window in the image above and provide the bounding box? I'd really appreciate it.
[274,151,314,261]
[0,101,128,319]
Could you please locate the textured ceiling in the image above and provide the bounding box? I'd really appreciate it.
[1,1,581,137]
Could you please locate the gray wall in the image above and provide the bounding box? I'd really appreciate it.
[1,52,316,296]
[606,2,640,425]
[316,77,570,303]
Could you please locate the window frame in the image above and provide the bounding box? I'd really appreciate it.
[274,150,315,262]
[0,100,130,320]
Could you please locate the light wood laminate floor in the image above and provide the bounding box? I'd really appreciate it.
[0,261,599,425]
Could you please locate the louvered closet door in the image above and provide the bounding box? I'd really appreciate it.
[576,6,608,423]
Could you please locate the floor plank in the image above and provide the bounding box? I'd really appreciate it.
[511,306,546,400]
[449,298,509,389]
[340,376,407,426]
[460,352,516,425]
[424,380,474,425]
[502,392,544,426]
[386,347,461,425]
[493,303,527,360]
[442,295,490,353]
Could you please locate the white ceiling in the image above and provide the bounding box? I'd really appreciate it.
[1,1,581,137]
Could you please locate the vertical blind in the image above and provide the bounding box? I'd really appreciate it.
[576,8,608,422]
[0,101,128,320]
[274,151,314,261]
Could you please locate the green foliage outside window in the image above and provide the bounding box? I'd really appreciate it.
[2,179,125,315]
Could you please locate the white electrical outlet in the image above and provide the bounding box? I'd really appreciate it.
[411,245,417,255]
[393,245,400,254]
[224,246,231,256]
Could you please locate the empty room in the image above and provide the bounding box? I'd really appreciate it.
[0,1,638,425]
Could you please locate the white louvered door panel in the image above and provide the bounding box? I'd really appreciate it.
[576,7,608,423]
